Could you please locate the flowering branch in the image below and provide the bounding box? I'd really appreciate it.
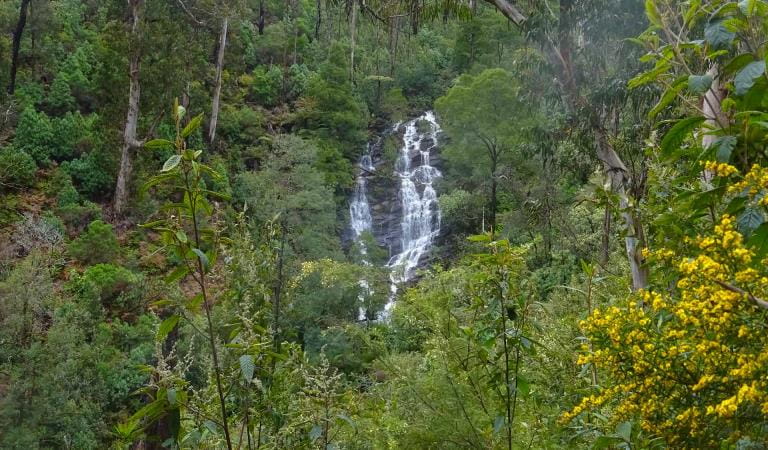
[712,279,768,311]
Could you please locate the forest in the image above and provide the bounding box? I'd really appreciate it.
[1,0,768,448]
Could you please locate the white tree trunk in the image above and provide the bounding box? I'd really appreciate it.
[114,0,144,217]
[208,16,228,146]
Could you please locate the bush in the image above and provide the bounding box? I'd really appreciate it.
[250,65,283,107]
[56,201,102,235]
[68,220,120,264]
[0,148,37,190]
[71,263,143,311]
[62,151,114,200]
[13,107,55,165]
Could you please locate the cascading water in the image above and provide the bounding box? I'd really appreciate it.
[348,112,442,320]
[384,111,442,318]
[349,143,376,321]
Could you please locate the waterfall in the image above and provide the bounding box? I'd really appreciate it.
[348,112,442,321]
[349,143,375,321]
[383,111,442,318]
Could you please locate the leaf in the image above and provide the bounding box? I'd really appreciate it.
[648,76,687,118]
[336,413,356,430]
[165,265,190,283]
[182,113,204,138]
[711,135,737,162]
[660,117,706,156]
[157,315,180,342]
[493,416,506,434]
[645,0,662,27]
[747,223,768,259]
[162,154,182,172]
[734,61,766,95]
[704,20,735,48]
[192,248,209,268]
[239,355,255,382]
[167,388,177,406]
[144,138,174,150]
[616,421,632,442]
[309,425,323,441]
[738,208,765,235]
[514,374,531,397]
[688,74,713,94]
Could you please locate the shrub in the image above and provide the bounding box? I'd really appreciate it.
[68,220,120,264]
[13,107,55,165]
[56,201,102,235]
[72,263,143,311]
[0,148,37,190]
[62,151,114,200]
[250,65,283,107]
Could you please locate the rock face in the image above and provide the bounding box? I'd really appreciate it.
[347,112,443,318]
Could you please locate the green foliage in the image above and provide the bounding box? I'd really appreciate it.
[68,220,120,265]
[250,65,283,107]
[0,147,37,190]
[13,106,55,165]
[70,263,144,311]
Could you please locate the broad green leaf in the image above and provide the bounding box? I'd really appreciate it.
[162,154,182,172]
[493,416,506,434]
[747,223,768,259]
[175,230,188,243]
[182,113,204,138]
[734,61,766,95]
[165,265,190,283]
[167,388,177,406]
[712,136,738,162]
[144,139,174,149]
[660,117,706,156]
[157,315,180,342]
[336,413,356,430]
[239,354,255,382]
[738,207,765,235]
[192,248,209,268]
[309,425,323,441]
[704,21,735,48]
[688,74,713,94]
[645,0,662,27]
[649,76,687,118]
[616,421,632,442]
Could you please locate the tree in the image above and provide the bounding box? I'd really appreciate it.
[436,68,526,233]
[8,0,31,95]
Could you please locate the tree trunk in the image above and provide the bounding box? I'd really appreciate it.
[350,0,358,82]
[8,0,31,95]
[490,156,498,235]
[701,65,726,186]
[258,0,265,34]
[113,0,144,217]
[208,16,228,146]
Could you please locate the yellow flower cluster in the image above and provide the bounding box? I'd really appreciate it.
[728,164,768,206]
[564,214,768,445]
[704,161,739,177]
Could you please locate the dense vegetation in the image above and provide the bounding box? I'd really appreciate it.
[1,0,768,448]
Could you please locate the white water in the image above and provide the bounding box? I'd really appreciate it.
[383,111,442,319]
[349,113,442,321]
[349,143,376,321]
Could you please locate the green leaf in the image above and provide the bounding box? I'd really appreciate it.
[182,113,204,138]
[712,136,738,162]
[239,355,255,382]
[616,421,632,442]
[144,139,174,150]
[162,154,182,172]
[309,425,323,441]
[704,20,735,48]
[649,76,687,118]
[747,223,768,259]
[738,208,765,235]
[192,248,209,268]
[688,74,713,94]
[734,61,766,95]
[660,117,706,156]
[336,413,356,430]
[175,230,188,243]
[645,0,662,27]
[157,315,180,342]
[493,416,506,434]
[165,265,190,283]
[166,388,177,406]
